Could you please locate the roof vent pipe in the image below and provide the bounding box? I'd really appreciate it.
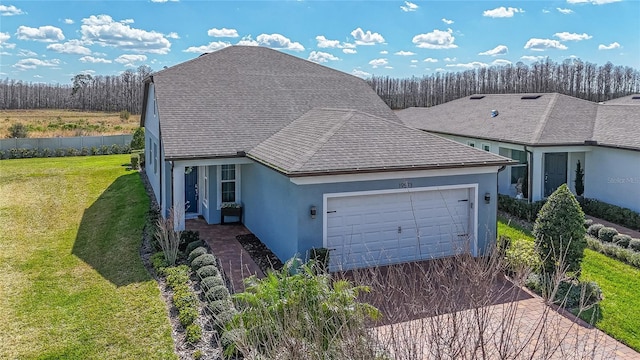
[491,110,499,118]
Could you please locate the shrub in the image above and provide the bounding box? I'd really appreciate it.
[173,288,197,310]
[120,110,131,121]
[8,122,28,138]
[201,275,225,292]
[504,237,542,273]
[584,219,593,229]
[179,306,199,327]
[185,240,205,256]
[90,146,99,155]
[629,239,640,252]
[100,145,111,155]
[498,195,546,222]
[188,247,208,263]
[80,147,90,156]
[130,127,144,150]
[533,184,586,275]
[613,234,632,248]
[41,148,52,157]
[179,230,200,252]
[587,223,605,237]
[581,198,640,231]
[164,265,190,289]
[597,227,618,243]
[309,247,330,273]
[193,349,203,360]
[586,237,640,268]
[574,160,584,197]
[213,308,236,329]
[66,147,78,156]
[207,299,232,315]
[554,280,602,310]
[185,323,202,344]
[130,154,139,169]
[196,265,219,279]
[205,285,230,302]
[150,252,168,274]
[191,254,217,271]
[155,207,182,266]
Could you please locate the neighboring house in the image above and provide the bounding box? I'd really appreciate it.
[141,46,513,271]
[397,93,640,213]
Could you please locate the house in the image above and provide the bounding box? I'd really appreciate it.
[397,93,640,213]
[141,46,513,271]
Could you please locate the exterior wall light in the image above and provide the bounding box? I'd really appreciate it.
[310,206,317,219]
[484,192,491,204]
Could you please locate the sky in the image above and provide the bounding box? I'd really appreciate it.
[0,0,638,84]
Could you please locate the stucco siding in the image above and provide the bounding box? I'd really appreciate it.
[585,147,640,213]
[295,172,499,262]
[242,163,299,262]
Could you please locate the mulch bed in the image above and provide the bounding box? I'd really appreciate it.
[236,234,284,273]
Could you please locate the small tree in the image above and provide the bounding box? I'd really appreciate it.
[119,110,131,121]
[130,127,145,150]
[8,123,28,138]
[575,160,584,197]
[533,184,586,275]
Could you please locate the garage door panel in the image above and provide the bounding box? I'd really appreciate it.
[326,187,473,271]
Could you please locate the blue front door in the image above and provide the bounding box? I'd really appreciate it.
[184,167,198,213]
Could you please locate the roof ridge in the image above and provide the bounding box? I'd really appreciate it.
[532,93,558,143]
[288,110,356,171]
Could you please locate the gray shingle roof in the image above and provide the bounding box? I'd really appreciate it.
[601,94,640,105]
[249,108,513,176]
[148,46,398,160]
[397,93,640,151]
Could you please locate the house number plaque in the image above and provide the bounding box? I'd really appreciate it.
[399,181,413,188]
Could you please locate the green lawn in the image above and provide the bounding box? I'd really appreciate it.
[498,217,640,352]
[0,155,176,359]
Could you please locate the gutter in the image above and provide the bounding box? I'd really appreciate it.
[525,145,533,203]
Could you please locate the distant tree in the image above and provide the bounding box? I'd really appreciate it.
[8,122,28,138]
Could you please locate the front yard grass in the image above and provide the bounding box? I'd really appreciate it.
[0,155,175,359]
[498,216,640,352]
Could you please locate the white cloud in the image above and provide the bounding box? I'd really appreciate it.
[47,40,92,55]
[483,7,524,18]
[384,66,394,69]
[80,14,171,54]
[0,5,24,16]
[343,48,357,54]
[351,69,370,78]
[444,57,457,62]
[400,1,419,12]
[236,36,258,46]
[410,65,417,68]
[412,29,457,49]
[316,35,341,48]
[307,51,339,63]
[13,58,60,70]
[598,42,621,50]
[411,59,418,63]
[351,28,385,45]
[567,0,620,4]
[379,50,388,54]
[492,59,512,66]
[79,55,112,63]
[33,75,43,78]
[556,8,574,14]
[255,33,304,51]
[554,32,592,41]
[442,18,454,24]
[524,38,568,51]
[115,54,148,67]
[207,28,239,38]
[369,58,388,68]
[520,55,546,62]
[167,32,180,39]
[120,19,134,24]
[64,18,74,24]
[423,57,438,63]
[0,32,16,49]
[435,68,445,72]
[184,41,231,53]
[394,50,416,56]
[80,69,95,74]
[542,9,551,13]
[16,25,65,42]
[479,44,508,56]
[17,49,37,57]
[445,61,488,69]
[151,0,179,2]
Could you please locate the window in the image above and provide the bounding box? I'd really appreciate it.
[217,164,240,208]
[202,168,208,207]
[510,149,527,184]
[482,143,491,152]
[153,142,158,174]
[467,141,476,148]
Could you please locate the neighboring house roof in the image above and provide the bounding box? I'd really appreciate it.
[397,93,640,151]
[601,94,640,105]
[248,108,511,176]
[144,46,398,160]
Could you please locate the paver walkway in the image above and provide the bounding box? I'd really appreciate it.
[586,215,640,239]
[186,218,264,292]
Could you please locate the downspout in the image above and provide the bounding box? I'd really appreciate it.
[525,145,533,203]
[496,165,507,247]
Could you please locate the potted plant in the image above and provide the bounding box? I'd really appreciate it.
[221,202,242,224]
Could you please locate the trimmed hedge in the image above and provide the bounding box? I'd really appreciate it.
[188,247,208,263]
[587,224,605,237]
[191,254,217,271]
[613,234,632,248]
[196,265,219,279]
[200,275,225,292]
[597,227,618,243]
[185,240,204,255]
[580,198,640,231]
[205,285,230,302]
[587,237,640,268]
[498,195,546,222]
[0,144,130,160]
[629,239,640,252]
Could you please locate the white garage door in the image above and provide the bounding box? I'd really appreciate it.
[325,186,475,271]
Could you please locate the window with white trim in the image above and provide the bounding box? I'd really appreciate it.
[482,143,491,152]
[510,149,527,184]
[217,164,240,208]
[467,141,476,148]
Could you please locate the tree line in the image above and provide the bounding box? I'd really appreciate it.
[0,65,152,114]
[368,58,640,109]
[0,58,638,113]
